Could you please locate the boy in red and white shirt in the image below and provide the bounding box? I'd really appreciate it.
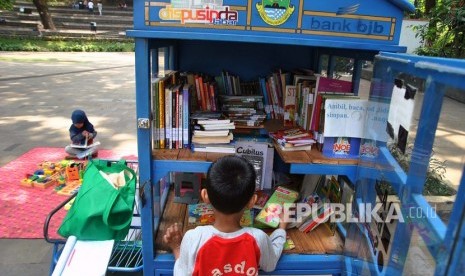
[164,155,287,275]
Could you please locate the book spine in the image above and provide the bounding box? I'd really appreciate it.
[209,84,216,111]
[283,85,296,127]
[172,89,177,149]
[269,75,282,119]
[152,81,159,149]
[183,85,190,148]
[259,77,271,119]
[158,80,165,149]
[165,85,172,149]
[194,76,203,110]
[178,92,183,148]
[203,82,211,111]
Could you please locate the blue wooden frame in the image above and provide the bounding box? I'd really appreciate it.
[129,0,465,275]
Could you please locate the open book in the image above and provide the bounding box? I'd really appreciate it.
[70,140,101,149]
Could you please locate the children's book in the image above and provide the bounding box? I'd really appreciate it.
[235,141,272,191]
[187,203,253,227]
[188,203,215,226]
[287,193,321,229]
[69,140,100,149]
[284,235,296,250]
[253,190,271,210]
[283,85,297,127]
[255,186,299,228]
[298,204,334,233]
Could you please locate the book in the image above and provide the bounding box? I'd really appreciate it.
[199,122,235,130]
[284,235,296,250]
[187,203,252,227]
[283,85,297,127]
[298,204,334,233]
[322,137,361,159]
[310,76,353,134]
[191,133,233,144]
[253,190,271,209]
[191,143,236,153]
[273,140,313,152]
[53,236,114,276]
[235,141,273,191]
[182,84,191,148]
[193,130,230,137]
[269,127,315,151]
[255,186,299,228]
[69,140,100,149]
[287,193,321,229]
[195,119,231,125]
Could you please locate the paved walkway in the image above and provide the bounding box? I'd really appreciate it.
[0,52,137,276]
[0,52,463,275]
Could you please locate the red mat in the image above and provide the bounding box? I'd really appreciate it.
[0,147,137,239]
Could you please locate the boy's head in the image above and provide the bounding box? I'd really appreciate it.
[71,109,86,128]
[203,155,256,214]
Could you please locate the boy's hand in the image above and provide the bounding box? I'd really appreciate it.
[163,223,183,259]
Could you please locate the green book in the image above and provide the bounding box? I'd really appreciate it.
[255,186,299,228]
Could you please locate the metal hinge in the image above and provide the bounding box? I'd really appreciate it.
[137,118,150,129]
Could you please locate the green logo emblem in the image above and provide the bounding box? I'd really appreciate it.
[256,0,295,26]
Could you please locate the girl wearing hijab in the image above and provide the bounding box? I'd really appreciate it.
[65,109,99,159]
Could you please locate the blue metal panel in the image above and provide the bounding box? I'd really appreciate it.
[135,38,157,276]
[131,0,411,49]
[127,30,409,52]
[153,253,345,275]
[356,52,465,275]
[289,163,357,180]
[436,167,465,275]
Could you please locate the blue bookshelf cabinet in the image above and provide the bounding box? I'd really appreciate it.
[128,0,465,275]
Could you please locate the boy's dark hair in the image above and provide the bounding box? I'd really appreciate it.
[206,155,256,214]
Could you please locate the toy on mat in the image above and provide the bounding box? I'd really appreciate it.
[66,164,80,181]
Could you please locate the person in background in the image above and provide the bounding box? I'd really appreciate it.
[65,109,99,159]
[97,1,103,15]
[163,155,287,275]
[87,0,94,13]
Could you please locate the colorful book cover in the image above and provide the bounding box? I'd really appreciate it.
[235,141,272,191]
[253,190,271,210]
[322,137,361,159]
[187,203,253,227]
[255,186,299,228]
[182,84,190,148]
[284,235,296,250]
[283,85,297,127]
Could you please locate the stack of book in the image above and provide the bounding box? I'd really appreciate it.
[269,127,315,151]
[191,114,236,153]
[220,95,266,128]
[297,202,333,233]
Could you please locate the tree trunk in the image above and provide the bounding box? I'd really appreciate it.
[32,0,56,30]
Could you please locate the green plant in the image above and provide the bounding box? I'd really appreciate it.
[0,37,134,52]
[388,143,456,196]
[413,0,465,58]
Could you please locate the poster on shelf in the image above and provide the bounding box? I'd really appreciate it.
[386,82,417,154]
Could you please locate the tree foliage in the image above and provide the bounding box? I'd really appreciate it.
[414,0,465,58]
[0,0,14,10]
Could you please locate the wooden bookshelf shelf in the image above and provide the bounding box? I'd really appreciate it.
[152,146,358,166]
[155,191,344,255]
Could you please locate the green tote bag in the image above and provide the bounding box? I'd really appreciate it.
[58,159,137,241]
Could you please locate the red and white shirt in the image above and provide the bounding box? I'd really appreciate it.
[174,225,286,275]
